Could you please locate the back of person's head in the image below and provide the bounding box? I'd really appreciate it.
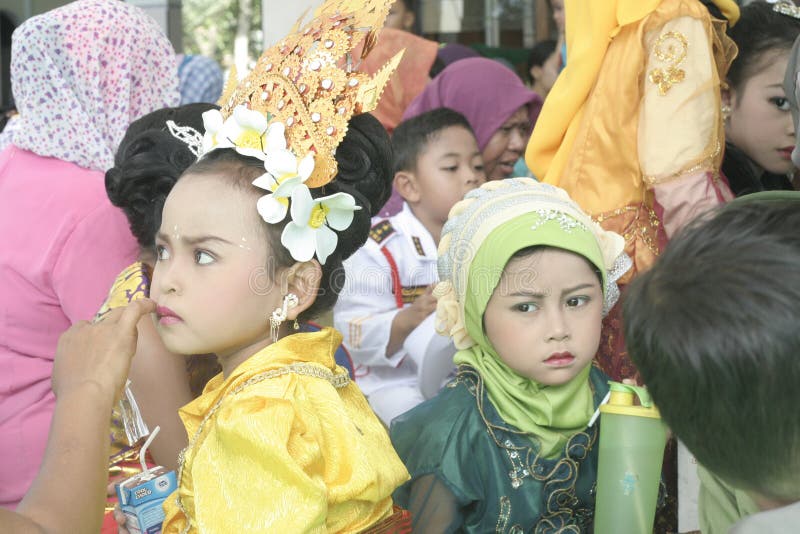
[392,107,474,174]
[430,43,480,78]
[185,112,393,320]
[10,0,178,172]
[623,199,800,502]
[727,1,800,93]
[105,103,217,250]
[527,39,557,84]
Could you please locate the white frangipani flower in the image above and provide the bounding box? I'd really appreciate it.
[200,109,224,154]
[200,105,282,161]
[200,106,359,265]
[254,175,303,223]
[252,150,315,223]
[281,184,361,265]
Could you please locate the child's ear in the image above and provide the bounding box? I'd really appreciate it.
[394,171,421,204]
[284,260,323,319]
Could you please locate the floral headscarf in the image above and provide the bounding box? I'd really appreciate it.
[11,0,179,171]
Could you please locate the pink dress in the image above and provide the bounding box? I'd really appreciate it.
[0,146,138,508]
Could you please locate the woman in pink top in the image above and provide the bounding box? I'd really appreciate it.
[0,0,179,509]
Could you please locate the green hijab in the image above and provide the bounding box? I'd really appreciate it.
[434,179,628,458]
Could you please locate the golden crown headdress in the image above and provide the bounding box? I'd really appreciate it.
[216,0,402,188]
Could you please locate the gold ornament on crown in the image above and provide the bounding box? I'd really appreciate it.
[217,0,403,188]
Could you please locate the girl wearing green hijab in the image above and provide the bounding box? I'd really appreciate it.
[390,178,631,532]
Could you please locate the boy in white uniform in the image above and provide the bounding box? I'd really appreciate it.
[335,108,485,423]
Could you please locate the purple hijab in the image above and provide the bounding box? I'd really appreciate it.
[436,43,480,68]
[380,57,541,216]
[402,57,540,150]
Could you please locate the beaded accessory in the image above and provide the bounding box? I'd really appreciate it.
[166,120,203,158]
[270,293,299,342]
[772,0,800,19]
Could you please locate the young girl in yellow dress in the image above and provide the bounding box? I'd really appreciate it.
[130,2,410,532]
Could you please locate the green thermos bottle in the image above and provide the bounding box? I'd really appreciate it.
[594,382,667,534]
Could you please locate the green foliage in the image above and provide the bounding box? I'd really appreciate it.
[182,0,263,69]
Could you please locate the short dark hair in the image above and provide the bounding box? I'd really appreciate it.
[105,103,218,250]
[398,0,414,12]
[392,107,474,174]
[623,199,800,501]
[526,39,557,84]
[184,112,393,321]
[727,1,800,93]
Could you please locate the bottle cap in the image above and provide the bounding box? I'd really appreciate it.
[599,381,662,419]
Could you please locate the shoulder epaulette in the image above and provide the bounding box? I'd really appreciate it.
[411,236,425,257]
[369,220,395,245]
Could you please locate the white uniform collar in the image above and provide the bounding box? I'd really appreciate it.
[397,202,437,259]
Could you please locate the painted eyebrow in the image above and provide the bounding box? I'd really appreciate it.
[509,283,597,298]
[155,232,235,246]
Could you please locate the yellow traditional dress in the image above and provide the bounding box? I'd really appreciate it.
[525,2,739,530]
[525,0,738,380]
[161,327,409,533]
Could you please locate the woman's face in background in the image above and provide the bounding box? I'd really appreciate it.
[481,106,531,181]
[384,1,415,32]
[550,0,565,35]
[726,50,796,175]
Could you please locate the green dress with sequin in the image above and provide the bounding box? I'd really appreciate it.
[390,365,609,533]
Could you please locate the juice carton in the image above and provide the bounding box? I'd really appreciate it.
[113,425,175,534]
[115,467,176,534]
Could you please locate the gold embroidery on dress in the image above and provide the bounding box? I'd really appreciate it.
[593,204,662,259]
[648,31,688,96]
[496,496,512,533]
[175,363,350,534]
[454,367,596,533]
[642,141,721,186]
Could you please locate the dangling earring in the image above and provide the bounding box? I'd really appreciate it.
[293,319,300,330]
[721,103,732,121]
[270,293,299,342]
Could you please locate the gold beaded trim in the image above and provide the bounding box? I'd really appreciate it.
[642,141,721,186]
[593,204,661,258]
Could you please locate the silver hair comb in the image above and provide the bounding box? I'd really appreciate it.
[772,0,800,20]
[166,120,204,159]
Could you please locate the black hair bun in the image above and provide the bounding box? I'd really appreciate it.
[105,103,218,248]
[315,112,392,261]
